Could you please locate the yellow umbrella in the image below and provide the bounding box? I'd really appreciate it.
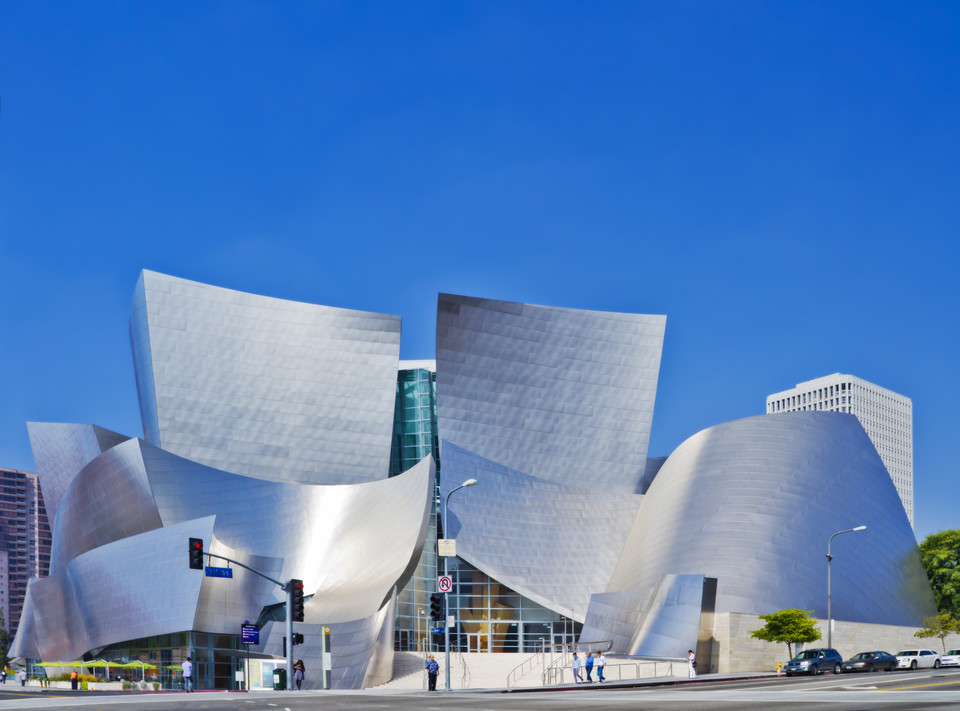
[36,661,82,667]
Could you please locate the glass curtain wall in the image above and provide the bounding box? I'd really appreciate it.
[389,367,580,654]
[87,631,249,690]
[444,558,581,654]
[391,367,441,651]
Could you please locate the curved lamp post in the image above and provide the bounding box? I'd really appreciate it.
[826,525,867,648]
[443,478,477,691]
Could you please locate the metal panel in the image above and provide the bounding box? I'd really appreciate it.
[49,438,161,573]
[11,518,214,662]
[16,434,432,676]
[579,574,708,657]
[130,270,402,485]
[440,442,642,621]
[140,444,434,621]
[606,412,936,626]
[437,293,665,492]
[26,422,131,524]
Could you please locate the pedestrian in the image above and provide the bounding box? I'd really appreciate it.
[181,656,193,692]
[19,669,27,686]
[572,652,583,684]
[294,659,304,690]
[585,652,594,682]
[596,652,606,683]
[425,654,439,691]
[1,667,6,684]
[687,649,697,678]
[70,670,79,690]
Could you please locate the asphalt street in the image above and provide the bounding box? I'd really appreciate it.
[1,668,960,710]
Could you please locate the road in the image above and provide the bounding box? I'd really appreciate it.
[2,668,959,710]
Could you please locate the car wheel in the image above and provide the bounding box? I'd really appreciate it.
[935,660,941,669]
[833,663,841,675]
[810,664,819,676]
[911,660,918,670]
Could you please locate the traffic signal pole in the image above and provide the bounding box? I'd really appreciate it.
[188,541,299,690]
[285,581,294,690]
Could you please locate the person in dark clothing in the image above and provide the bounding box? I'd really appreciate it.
[425,655,439,691]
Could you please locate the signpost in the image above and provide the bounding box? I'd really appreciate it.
[240,622,259,691]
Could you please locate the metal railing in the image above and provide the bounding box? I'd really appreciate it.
[506,640,547,689]
[457,651,470,689]
[543,656,687,686]
[541,641,611,685]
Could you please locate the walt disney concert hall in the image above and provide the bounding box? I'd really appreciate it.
[10,272,934,689]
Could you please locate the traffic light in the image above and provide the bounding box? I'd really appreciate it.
[189,537,204,570]
[429,592,444,622]
[292,632,304,645]
[290,579,305,622]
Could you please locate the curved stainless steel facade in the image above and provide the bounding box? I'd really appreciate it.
[26,422,130,524]
[606,412,936,626]
[437,293,666,492]
[12,271,432,690]
[12,275,936,684]
[440,441,642,621]
[131,270,402,485]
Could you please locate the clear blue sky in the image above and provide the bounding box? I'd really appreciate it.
[1,1,957,542]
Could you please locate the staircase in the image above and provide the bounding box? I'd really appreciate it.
[373,652,537,690]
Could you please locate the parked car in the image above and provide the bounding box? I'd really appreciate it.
[895,649,941,670]
[841,651,897,673]
[784,648,843,676]
[940,649,960,668]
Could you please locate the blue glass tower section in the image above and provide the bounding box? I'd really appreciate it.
[389,367,439,479]
[391,365,441,651]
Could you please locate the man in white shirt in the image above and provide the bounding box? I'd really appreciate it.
[181,657,194,692]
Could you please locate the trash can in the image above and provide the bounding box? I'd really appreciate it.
[273,668,286,690]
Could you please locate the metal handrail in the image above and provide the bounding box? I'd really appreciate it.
[506,639,546,689]
[457,651,470,689]
[543,656,686,686]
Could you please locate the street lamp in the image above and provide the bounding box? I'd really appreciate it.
[826,525,867,648]
[443,478,477,691]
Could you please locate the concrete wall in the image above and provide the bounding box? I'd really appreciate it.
[713,612,960,673]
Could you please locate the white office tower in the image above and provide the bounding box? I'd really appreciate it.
[767,374,914,526]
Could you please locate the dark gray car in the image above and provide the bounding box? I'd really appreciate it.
[784,648,843,676]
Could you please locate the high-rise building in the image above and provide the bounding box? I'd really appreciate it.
[766,374,913,525]
[0,467,52,636]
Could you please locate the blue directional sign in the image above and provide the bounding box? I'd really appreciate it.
[241,624,260,645]
[433,627,442,634]
[205,566,233,578]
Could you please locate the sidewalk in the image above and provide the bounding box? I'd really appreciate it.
[501,670,783,694]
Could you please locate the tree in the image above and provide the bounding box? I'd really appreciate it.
[914,613,960,653]
[750,609,822,659]
[919,529,960,618]
[0,608,9,669]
